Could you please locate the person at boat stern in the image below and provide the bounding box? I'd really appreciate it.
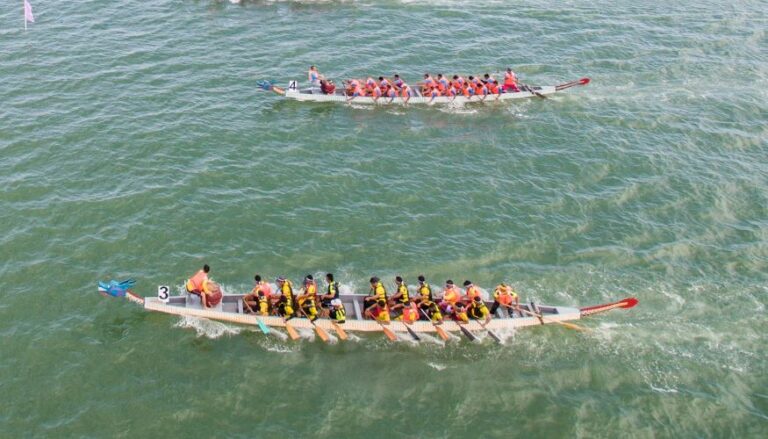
[490,283,519,317]
[308,65,321,91]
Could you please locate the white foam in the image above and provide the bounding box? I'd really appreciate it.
[174,316,242,339]
[428,362,447,371]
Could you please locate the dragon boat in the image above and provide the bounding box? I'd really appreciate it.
[257,77,590,106]
[99,280,637,341]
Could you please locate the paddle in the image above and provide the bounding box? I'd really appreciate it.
[516,306,589,332]
[555,77,590,91]
[298,305,331,343]
[331,322,348,340]
[375,320,398,341]
[476,320,502,344]
[458,324,478,342]
[418,307,450,341]
[521,84,547,99]
[403,322,420,341]
[284,318,300,340]
[242,297,270,335]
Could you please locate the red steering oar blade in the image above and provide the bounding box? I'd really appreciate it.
[580,297,639,317]
[555,77,591,91]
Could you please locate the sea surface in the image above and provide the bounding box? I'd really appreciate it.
[1,0,766,437]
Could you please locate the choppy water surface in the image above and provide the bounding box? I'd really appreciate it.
[1,0,766,437]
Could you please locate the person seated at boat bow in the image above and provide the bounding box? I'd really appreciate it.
[364,276,387,311]
[490,283,519,317]
[329,298,346,324]
[308,65,322,91]
[185,264,210,298]
[365,299,390,322]
[320,79,336,95]
[297,275,319,321]
[468,295,491,324]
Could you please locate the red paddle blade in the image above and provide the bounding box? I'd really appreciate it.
[580,77,591,85]
[619,297,639,308]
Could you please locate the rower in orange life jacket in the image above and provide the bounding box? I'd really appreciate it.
[385,85,397,102]
[401,83,414,104]
[422,73,435,94]
[483,73,501,97]
[503,68,519,92]
[186,264,210,297]
[243,274,273,314]
[436,73,448,93]
[490,283,520,316]
[397,299,419,324]
[451,75,464,91]
[441,280,461,307]
[379,76,391,90]
[462,280,482,304]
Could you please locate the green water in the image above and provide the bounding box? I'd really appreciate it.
[1,0,766,437]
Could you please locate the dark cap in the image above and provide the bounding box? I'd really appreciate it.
[395,276,403,283]
[418,275,425,282]
[463,280,472,286]
[254,275,261,282]
[446,280,454,285]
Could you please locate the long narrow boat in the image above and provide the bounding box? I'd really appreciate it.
[257,77,590,106]
[105,282,637,339]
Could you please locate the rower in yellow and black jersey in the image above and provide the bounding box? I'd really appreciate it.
[389,275,410,312]
[329,298,346,324]
[418,299,443,324]
[364,276,387,311]
[467,295,491,324]
[297,275,319,321]
[415,275,433,303]
[319,272,340,317]
[275,276,295,320]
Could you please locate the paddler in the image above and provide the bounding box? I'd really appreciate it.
[364,276,387,310]
[346,79,365,101]
[297,275,319,321]
[440,279,461,310]
[365,299,390,322]
[389,276,410,312]
[379,76,391,90]
[415,275,433,303]
[419,299,443,324]
[392,74,404,90]
[320,272,340,316]
[400,82,414,104]
[396,299,420,324]
[385,84,398,103]
[503,68,519,93]
[422,73,436,95]
[462,280,482,304]
[451,301,470,324]
[329,298,346,324]
[436,73,448,93]
[490,282,519,317]
[483,73,501,99]
[427,85,441,103]
[243,274,273,314]
[185,264,211,299]
[467,295,491,324]
[275,276,295,320]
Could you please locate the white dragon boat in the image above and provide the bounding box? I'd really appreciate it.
[100,280,637,342]
[257,77,590,106]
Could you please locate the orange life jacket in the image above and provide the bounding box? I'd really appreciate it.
[504,71,517,86]
[186,270,208,292]
[402,305,419,323]
[465,285,481,302]
[443,286,460,304]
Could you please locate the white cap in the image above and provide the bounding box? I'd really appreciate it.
[331,299,342,307]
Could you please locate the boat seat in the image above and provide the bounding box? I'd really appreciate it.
[237,299,244,314]
[352,299,363,320]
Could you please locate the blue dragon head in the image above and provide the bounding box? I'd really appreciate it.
[98,279,136,297]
